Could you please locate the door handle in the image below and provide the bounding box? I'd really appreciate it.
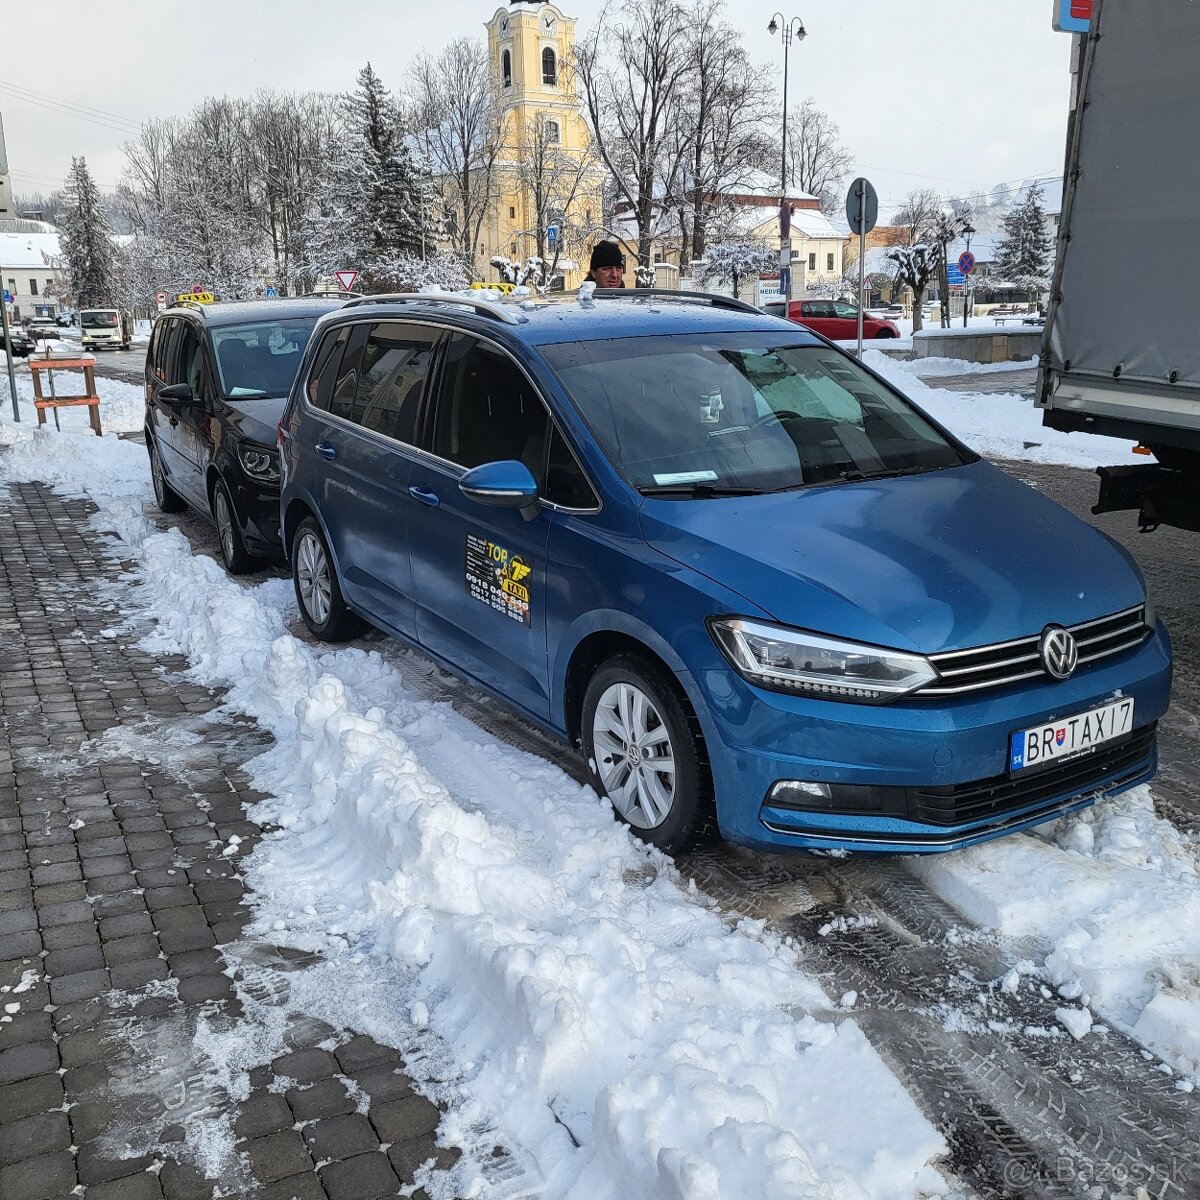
[408,485,440,507]
[315,442,336,461]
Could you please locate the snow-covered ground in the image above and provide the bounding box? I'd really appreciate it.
[2,356,1196,1197]
[0,377,948,1200]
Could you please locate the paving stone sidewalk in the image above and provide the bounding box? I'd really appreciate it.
[0,482,458,1199]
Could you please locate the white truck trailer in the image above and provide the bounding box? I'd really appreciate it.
[1037,0,1200,532]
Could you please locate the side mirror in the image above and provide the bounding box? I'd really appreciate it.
[157,382,199,407]
[459,460,539,517]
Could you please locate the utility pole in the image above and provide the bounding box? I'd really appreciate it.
[0,112,20,421]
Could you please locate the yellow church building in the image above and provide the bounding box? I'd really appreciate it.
[479,2,606,290]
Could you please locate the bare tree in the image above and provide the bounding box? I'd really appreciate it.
[514,112,599,281]
[672,0,776,266]
[407,37,506,267]
[575,0,694,271]
[784,98,853,215]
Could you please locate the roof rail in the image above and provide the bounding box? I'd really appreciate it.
[340,291,525,325]
[591,287,763,315]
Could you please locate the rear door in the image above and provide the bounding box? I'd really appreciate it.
[799,300,840,338]
[300,320,439,638]
[407,333,553,719]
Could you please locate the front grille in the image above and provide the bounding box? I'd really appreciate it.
[910,723,1156,826]
[918,605,1149,697]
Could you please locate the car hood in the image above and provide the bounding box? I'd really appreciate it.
[639,460,1146,654]
[224,396,286,447]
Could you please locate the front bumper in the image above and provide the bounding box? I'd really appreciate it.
[696,621,1172,853]
[228,473,284,559]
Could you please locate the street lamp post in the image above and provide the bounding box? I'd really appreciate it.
[962,220,976,327]
[768,12,806,304]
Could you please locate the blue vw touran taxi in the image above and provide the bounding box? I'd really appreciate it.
[278,291,1171,854]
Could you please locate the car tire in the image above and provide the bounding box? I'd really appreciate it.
[291,517,364,642]
[581,655,715,854]
[148,437,186,513]
[212,477,260,576]
[874,328,898,339]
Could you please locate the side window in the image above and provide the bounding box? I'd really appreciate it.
[354,323,437,444]
[544,425,598,509]
[328,325,369,423]
[306,326,349,411]
[147,320,165,376]
[833,302,858,319]
[175,323,204,394]
[433,334,550,475]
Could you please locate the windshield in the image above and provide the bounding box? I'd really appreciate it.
[211,319,317,398]
[542,333,970,494]
[81,311,118,328]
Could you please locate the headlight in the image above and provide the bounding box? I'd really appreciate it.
[238,444,280,484]
[709,617,936,703]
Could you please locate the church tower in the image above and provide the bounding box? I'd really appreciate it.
[483,2,604,288]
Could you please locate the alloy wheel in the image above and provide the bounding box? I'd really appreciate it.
[296,531,332,626]
[214,488,235,565]
[591,681,677,829]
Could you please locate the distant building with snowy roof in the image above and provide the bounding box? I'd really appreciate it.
[1,228,64,320]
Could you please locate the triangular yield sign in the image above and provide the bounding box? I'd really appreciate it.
[335,270,360,292]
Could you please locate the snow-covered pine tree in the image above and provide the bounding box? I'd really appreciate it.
[339,64,431,291]
[59,157,117,307]
[995,183,1052,287]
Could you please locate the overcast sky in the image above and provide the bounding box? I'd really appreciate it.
[1,0,1071,208]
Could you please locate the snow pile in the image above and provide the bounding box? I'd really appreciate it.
[1,381,949,1199]
[912,785,1200,1079]
[864,350,1145,469]
[903,355,1039,378]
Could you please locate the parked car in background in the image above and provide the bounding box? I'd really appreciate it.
[55,312,73,327]
[24,316,60,342]
[3,325,35,357]
[145,297,342,574]
[765,298,901,340]
[278,290,1168,858]
[866,303,904,321]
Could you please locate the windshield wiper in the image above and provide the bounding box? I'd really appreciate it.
[773,465,933,493]
[638,483,768,498]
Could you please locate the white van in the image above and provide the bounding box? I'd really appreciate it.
[80,308,132,351]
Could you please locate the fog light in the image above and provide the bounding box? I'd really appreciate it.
[770,780,832,804]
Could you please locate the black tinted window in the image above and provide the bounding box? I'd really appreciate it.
[544,425,598,509]
[353,323,437,443]
[328,327,368,423]
[307,327,349,410]
[174,323,204,393]
[433,335,549,474]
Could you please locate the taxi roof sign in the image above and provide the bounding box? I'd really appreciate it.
[176,291,216,305]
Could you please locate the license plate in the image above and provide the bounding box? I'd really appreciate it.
[1009,698,1135,772]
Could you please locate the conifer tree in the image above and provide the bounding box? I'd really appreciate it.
[59,157,117,307]
[327,64,432,291]
[995,183,1052,287]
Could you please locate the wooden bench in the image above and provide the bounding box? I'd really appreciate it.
[29,356,103,436]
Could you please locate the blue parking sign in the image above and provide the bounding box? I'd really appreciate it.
[1053,0,1091,33]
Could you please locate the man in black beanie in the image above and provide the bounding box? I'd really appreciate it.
[585,241,626,289]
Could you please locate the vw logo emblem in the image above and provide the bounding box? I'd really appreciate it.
[1040,625,1079,680]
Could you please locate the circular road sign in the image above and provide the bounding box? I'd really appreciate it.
[192,285,205,295]
[155,291,167,304]
[845,177,879,236]
[958,251,976,275]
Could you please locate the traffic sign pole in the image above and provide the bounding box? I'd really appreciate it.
[846,177,878,358]
[1,287,20,422]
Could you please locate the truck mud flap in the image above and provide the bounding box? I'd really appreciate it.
[1095,464,1200,533]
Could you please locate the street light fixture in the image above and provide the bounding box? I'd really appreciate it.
[962,220,976,327]
[768,12,807,304]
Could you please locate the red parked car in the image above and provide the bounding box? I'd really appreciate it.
[765,299,901,340]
